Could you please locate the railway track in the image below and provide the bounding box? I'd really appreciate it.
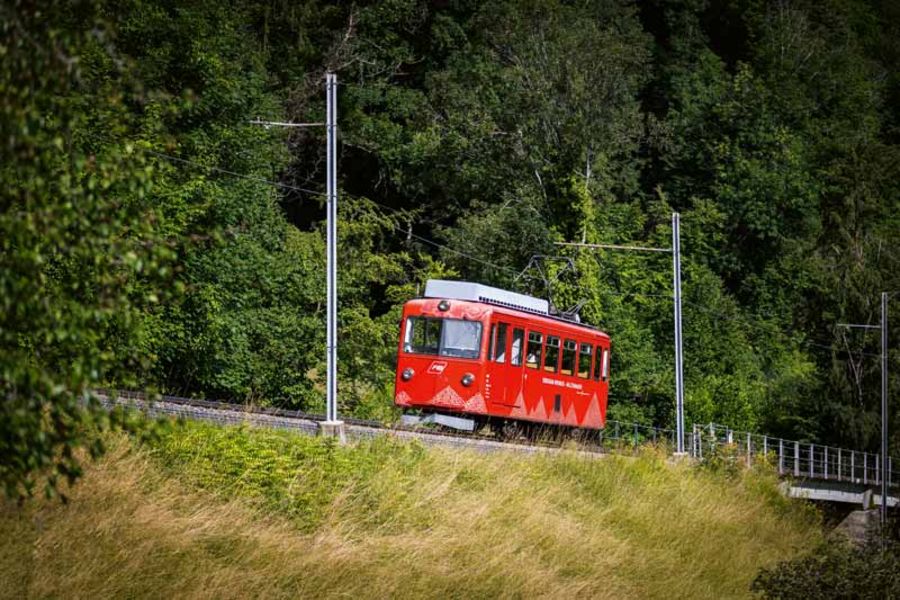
[97,390,606,457]
[94,390,900,497]
[84,387,900,523]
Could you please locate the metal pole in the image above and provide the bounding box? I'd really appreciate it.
[881,291,888,539]
[747,432,752,467]
[834,295,891,533]
[673,213,685,454]
[325,72,340,426]
[250,75,344,439]
[698,425,703,459]
[689,424,694,457]
[778,439,784,475]
[695,424,702,459]
[877,454,881,485]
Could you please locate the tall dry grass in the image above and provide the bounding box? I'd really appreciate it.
[0,425,821,599]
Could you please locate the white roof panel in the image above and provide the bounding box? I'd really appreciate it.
[423,279,549,315]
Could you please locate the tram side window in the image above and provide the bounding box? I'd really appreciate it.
[561,339,577,376]
[593,346,610,381]
[511,328,525,366]
[544,336,560,373]
[493,323,509,363]
[578,343,592,379]
[525,332,543,369]
[602,347,610,381]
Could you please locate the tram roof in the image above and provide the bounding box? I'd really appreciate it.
[422,279,606,335]
[425,279,549,315]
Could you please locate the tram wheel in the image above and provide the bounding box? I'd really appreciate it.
[492,420,523,441]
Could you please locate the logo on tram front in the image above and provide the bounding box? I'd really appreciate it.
[427,361,448,374]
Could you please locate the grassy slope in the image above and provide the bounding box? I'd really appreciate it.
[0,422,821,599]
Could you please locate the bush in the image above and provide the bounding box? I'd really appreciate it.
[752,535,900,599]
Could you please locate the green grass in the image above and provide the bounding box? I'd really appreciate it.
[1,421,822,599]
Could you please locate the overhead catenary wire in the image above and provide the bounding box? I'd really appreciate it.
[145,147,549,281]
[147,148,666,298]
[562,239,861,348]
[146,149,326,197]
[147,148,449,229]
[560,237,882,351]
[150,148,603,289]
[147,147,873,360]
[120,146,894,332]
[558,231,884,357]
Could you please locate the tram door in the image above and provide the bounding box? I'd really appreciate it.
[507,326,525,408]
[489,321,525,407]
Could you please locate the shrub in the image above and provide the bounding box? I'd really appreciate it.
[752,533,900,599]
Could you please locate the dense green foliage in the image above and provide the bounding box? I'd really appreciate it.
[0,0,176,498]
[752,537,900,599]
[4,0,900,495]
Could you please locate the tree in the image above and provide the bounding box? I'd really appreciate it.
[1,0,174,499]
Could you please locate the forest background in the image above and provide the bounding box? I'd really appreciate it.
[4,0,900,495]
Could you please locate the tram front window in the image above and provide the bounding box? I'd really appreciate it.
[404,317,483,359]
[441,319,483,359]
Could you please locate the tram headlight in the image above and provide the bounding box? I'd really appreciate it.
[461,372,475,387]
[438,299,451,311]
[401,367,415,381]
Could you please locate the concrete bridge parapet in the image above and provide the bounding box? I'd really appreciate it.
[787,479,900,508]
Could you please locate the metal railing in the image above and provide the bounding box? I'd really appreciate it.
[600,419,678,448]
[687,423,899,488]
[593,419,899,488]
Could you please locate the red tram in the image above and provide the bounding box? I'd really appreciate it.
[394,280,610,435]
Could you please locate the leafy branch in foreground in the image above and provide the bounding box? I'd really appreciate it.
[0,0,174,500]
